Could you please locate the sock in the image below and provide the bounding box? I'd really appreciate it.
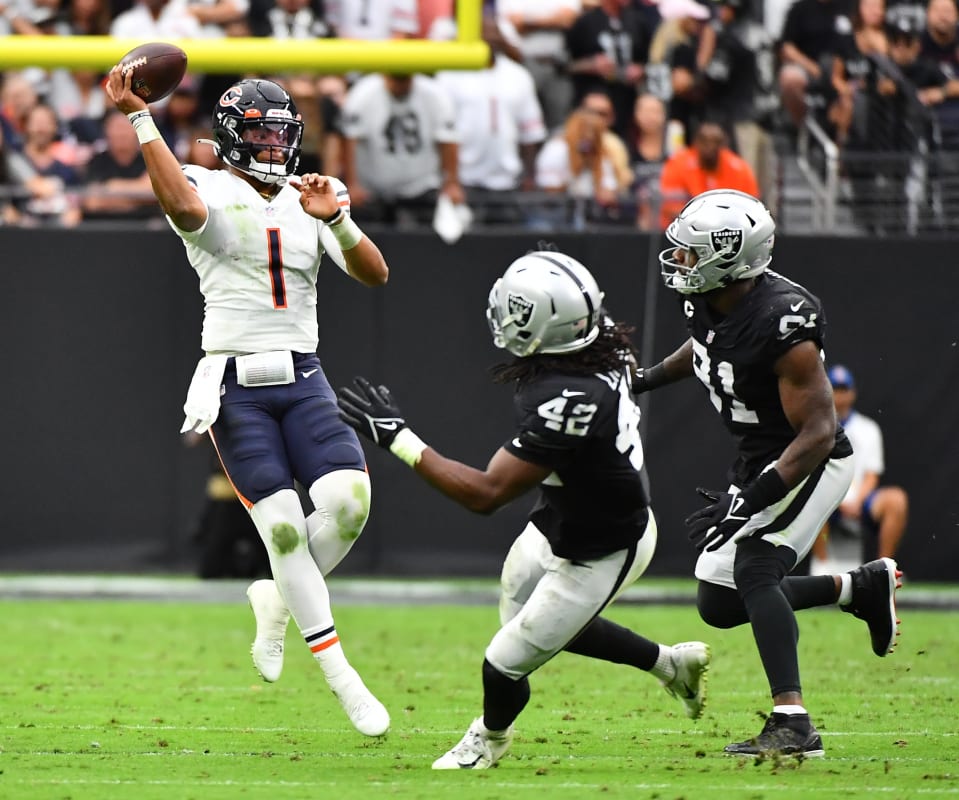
[650,646,677,682]
[838,573,853,605]
[773,704,808,716]
[781,574,841,610]
[481,658,529,731]
[563,616,661,670]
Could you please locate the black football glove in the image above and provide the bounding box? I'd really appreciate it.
[337,376,407,449]
[685,487,755,553]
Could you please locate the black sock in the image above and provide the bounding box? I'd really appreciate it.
[482,658,530,731]
[781,575,838,610]
[563,616,660,670]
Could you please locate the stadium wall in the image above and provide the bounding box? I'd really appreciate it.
[1,228,955,581]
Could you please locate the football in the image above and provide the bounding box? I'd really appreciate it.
[118,42,188,103]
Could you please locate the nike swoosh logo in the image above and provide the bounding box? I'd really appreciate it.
[680,682,695,698]
[378,421,399,431]
[562,389,586,397]
[458,755,482,768]
[301,368,318,379]
[790,301,804,312]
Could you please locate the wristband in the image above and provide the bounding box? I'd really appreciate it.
[739,469,789,513]
[389,427,427,467]
[634,362,668,393]
[327,212,363,251]
[322,208,344,225]
[127,110,161,145]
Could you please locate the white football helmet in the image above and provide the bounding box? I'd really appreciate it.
[487,252,604,357]
[660,189,775,294]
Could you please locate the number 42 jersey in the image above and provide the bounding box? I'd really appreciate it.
[504,367,652,560]
[683,270,852,487]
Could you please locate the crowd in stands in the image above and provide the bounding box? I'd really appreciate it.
[1,0,958,231]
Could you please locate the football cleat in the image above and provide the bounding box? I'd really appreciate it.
[246,579,290,682]
[661,641,711,720]
[332,670,390,737]
[724,712,825,758]
[841,557,902,657]
[432,718,514,769]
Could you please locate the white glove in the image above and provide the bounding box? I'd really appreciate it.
[180,355,228,434]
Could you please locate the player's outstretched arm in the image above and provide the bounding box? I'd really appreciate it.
[336,377,548,514]
[634,338,695,394]
[290,174,388,287]
[104,67,207,232]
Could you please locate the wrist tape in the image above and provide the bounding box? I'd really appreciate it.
[127,110,161,145]
[326,210,363,251]
[389,428,427,467]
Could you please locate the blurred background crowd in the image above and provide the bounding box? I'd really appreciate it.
[0,0,956,235]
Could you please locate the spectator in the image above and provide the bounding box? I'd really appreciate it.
[627,91,668,230]
[0,121,32,224]
[324,0,418,39]
[0,72,40,151]
[185,0,251,37]
[80,108,158,222]
[810,365,909,568]
[918,0,959,147]
[18,103,81,226]
[248,0,328,38]
[435,16,548,225]
[497,0,582,133]
[418,0,454,39]
[580,89,633,187]
[535,106,633,225]
[778,0,855,131]
[566,0,652,140]
[156,75,204,164]
[47,69,109,163]
[340,72,463,227]
[183,126,223,169]
[657,119,759,228]
[699,0,779,207]
[109,0,203,39]
[659,0,712,146]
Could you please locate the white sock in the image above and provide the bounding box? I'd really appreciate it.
[306,470,371,575]
[650,645,676,682]
[773,704,808,716]
[838,573,853,605]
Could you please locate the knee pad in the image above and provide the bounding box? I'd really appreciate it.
[307,469,371,546]
[249,489,308,557]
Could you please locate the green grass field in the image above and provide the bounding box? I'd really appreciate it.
[1,591,957,800]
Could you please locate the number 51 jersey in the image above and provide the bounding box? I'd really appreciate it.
[504,367,652,561]
[683,270,852,486]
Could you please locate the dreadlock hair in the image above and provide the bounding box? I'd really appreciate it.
[491,318,638,386]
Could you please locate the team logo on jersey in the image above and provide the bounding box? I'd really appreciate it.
[507,292,534,327]
[710,227,743,261]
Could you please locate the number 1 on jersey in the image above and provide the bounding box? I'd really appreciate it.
[267,228,287,309]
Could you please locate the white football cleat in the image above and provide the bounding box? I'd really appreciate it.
[432,718,513,769]
[332,671,390,737]
[246,579,290,683]
[661,641,711,720]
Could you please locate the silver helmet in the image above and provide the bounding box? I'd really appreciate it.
[487,251,604,357]
[659,189,775,294]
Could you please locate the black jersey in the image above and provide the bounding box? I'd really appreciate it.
[683,270,852,487]
[503,366,651,560]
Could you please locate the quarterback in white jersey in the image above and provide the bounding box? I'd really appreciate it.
[106,71,392,737]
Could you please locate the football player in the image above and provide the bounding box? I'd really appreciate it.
[336,251,711,769]
[636,189,901,757]
[105,70,391,736]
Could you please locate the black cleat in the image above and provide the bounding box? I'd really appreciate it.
[842,557,902,657]
[724,712,825,758]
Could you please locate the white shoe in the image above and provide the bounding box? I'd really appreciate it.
[246,579,290,683]
[432,718,513,769]
[661,641,711,720]
[332,672,390,737]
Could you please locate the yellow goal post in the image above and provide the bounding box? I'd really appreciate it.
[0,0,487,73]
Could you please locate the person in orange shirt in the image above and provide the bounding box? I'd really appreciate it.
[658,119,759,228]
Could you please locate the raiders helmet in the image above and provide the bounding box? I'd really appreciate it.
[487,251,604,357]
[211,79,303,185]
[659,189,775,294]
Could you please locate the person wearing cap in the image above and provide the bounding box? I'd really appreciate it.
[814,365,909,564]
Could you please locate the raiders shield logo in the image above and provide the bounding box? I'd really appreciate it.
[710,227,743,261]
[507,292,534,327]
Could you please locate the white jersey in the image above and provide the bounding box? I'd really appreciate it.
[109,0,203,39]
[497,0,581,60]
[324,0,418,39]
[168,166,349,355]
[435,55,547,190]
[341,74,459,199]
[840,411,884,505]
